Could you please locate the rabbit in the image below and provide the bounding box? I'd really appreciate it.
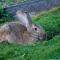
[0,11,45,44]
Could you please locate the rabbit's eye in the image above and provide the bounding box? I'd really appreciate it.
[35,28,37,31]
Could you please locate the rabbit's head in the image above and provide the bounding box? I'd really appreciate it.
[16,11,45,41]
[31,24,45,41]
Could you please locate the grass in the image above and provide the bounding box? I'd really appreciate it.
[33,7,60,39]
[33,7,60,33]
[0,35,60,60]
[0,7,60,60]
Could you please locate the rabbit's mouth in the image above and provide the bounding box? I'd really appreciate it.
[31,33,45,41]
[31,34,42,40]
[38,35,46,41]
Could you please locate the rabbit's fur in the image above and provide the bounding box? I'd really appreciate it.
[0,11,45,44]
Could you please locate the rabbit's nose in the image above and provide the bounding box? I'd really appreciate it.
[38,37,43,40]
[38,35,46,41]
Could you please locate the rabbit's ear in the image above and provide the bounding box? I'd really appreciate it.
[16,11,32,31]
[25,11,32,26]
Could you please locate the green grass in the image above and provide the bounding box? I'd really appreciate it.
[0,13,14,25]
[0,35,60,60]
[33,7,60,39]
[33,7,60,33]
[0,7,60,60]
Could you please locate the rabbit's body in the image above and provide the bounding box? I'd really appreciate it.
[0,22,45,44]
[0,11,45,44]
[0,22,27,44]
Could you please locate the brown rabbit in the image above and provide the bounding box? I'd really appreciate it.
[0,11,45,44]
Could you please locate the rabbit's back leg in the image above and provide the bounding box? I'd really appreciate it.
[0,28,16,43]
